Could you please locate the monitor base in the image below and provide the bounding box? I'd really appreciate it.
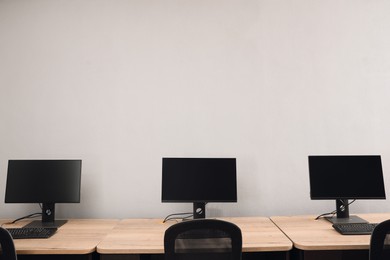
[23,220,68,228]
[325,215,368,224]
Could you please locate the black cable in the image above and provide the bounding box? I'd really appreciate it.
[163,212,193,223]
[315,210,336,220]
[315,199,356,220]
[181,214,194,221]
[1,212,42,227]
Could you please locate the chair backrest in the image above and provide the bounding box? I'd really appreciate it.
[0,227,17,260]
[164,219,242,260]
[370,219,390,260]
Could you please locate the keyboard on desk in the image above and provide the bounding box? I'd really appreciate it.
[6,227,57,239]
[332,223,378,235]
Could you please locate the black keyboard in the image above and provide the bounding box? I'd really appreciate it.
[332,223,378,235]
[6,227,57,239]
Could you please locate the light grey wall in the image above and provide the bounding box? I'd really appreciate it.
[1,0,390,219]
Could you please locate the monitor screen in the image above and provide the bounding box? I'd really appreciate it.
[5,160,82,203]
[162,158,237,203]
[308,155,386,200]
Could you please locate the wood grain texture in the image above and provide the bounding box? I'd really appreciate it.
[1,219,118,255]
[271,213,390,251]
[96,217,292,254]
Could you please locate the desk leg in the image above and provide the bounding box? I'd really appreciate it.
[99,253,290,260]
[139,255,150,260]
[292,250,368,260]
[242,252,289,260]
[100,255,139,260]
[290,248,304,260]
[17,255,95,260]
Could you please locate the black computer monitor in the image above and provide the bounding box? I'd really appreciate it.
[162,158,237,219]
[308,155,386,224]
[5,159,82,228]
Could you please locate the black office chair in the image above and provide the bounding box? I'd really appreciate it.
[164,219,242,260]
[0,227,17,260]
[369,219,390,260]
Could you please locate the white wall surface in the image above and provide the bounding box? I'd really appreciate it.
[1,0,390,219]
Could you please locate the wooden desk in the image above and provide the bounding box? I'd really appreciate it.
[271,213,390,260]
[1,219,118,259]
[97,217,292,260]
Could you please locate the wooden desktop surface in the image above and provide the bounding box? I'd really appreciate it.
[97,217,293,254]
[1,219,118,255]
[271,213,390,251]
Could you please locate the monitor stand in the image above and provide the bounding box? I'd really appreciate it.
[23,202,68,228]
[325,199,368,224]
[193,202,206,219]
[24,220,67,228]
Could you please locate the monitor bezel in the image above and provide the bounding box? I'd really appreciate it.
[5,159,82,204]
[161,157,238,203]
[308,155,386,200]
